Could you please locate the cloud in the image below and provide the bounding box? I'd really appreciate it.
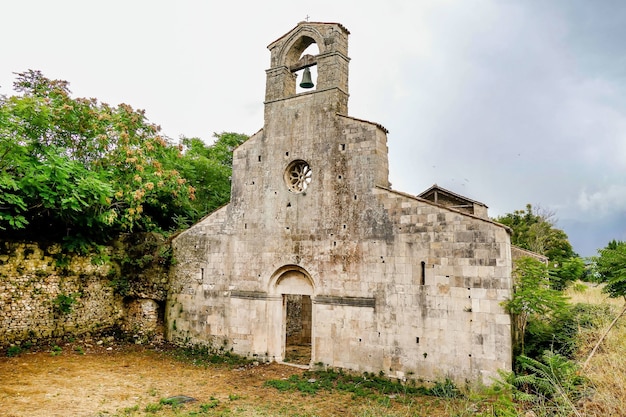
[577,185,626,217]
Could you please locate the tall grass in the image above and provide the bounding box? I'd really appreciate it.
[567,282,626,416]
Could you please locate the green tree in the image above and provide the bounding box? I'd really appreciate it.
[583,240,626,368]
[494,204,582,289]
[0,70,245,242]
[174,133,247,220]
[503,257,568,356]
[592,240,626,299]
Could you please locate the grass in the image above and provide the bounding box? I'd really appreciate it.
[566,282,626,416]
[162,344,252,368]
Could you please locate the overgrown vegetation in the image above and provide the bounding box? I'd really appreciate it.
[504,256,568,357]
[162,344,252,368]
[495,207,625,416]
[494,203,585,290]
[0,70,247,300]
[0,70,247,245]
[52,291,80,315]
[266,369,433,398]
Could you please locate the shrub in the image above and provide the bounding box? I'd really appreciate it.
[6,345,22,357]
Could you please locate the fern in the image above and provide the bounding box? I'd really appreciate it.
[494,351,588,416]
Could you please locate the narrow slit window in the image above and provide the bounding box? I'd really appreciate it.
[420,261,426,285]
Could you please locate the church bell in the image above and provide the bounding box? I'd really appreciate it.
[299,67,314,89]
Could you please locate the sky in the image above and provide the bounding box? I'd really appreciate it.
[1,0,625,257]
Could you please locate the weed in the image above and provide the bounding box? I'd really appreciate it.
[159,395,196,410]
[50,345,62,356]
[264,368,434,401]
[430,378,462,398]
[52,292,80,314]
[228,393,240,401]
[144,402,162,413]
[6,345,22,357]
[495,351,588,416]
[199,397,219,411]
[74,346,85,355]
[120,404,139,415]
[166,344,251,367]
[108,277,131,296]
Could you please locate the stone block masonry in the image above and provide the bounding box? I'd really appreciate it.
[167,21,513,385]
[0,242,122,346]
[0,239,169,348]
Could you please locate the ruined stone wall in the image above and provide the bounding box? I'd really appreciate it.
[1,240,169,348]
[0,242,122,347]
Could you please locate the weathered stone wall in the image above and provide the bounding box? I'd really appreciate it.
[511,245,549,265]
[0,242,122,347]
[0,239,169,348]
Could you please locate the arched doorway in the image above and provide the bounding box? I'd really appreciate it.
[269,267,314,366]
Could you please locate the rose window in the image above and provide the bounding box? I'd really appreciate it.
[284,160,312,193]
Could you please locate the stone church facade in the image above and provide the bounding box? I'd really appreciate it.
[167,22,513,384]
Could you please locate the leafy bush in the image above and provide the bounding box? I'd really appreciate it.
[495,351,589,417]
[0,70,247,244]
[504,257,568,357]
[6,345,22,357]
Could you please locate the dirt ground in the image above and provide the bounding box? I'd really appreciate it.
[1,341,449,417]
[0,341,302,417]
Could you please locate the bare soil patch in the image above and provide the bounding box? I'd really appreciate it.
[0,341,451,417]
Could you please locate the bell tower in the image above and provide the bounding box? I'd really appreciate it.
[264,22,350,113]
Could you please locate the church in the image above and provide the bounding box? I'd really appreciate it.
[166,21,513,384]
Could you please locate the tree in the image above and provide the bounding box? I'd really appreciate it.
[503,257,568,356]
[592,240,626,299]
[494,204,582,289]
[174,133,248,220]
[583,240,626,368]
[0,70,246,243]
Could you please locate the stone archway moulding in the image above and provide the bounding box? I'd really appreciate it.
[268,264,316,296]
[278,27,326,69]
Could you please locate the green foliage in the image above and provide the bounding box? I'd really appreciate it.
[0,70,247,244]
[591,240,626,299]
[6,345,22,357]
[165,344,251,367]
[177,134,248,217]
[263,368,452,402]
[52,292,80,314]
[495,204,570,258]
[198,398,220,411]
[550,257,585,291]
[495,351,588,416]
[524,302,612,360]
[429,378,462,398]
[495,204,583,289]
[144,402,163,413]
[503,257,568,356]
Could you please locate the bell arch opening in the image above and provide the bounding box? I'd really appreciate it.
[265,23,349,104]
[295,43,320,94]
